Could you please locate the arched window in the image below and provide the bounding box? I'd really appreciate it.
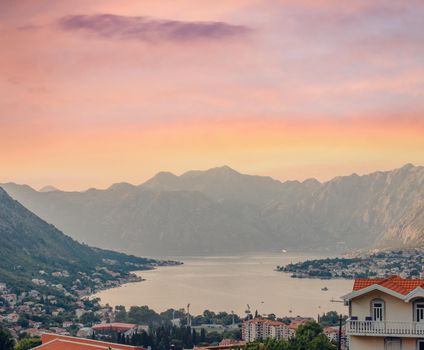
[371,298,385,321]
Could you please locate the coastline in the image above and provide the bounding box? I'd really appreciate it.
[276,248,423,280]
[90,260,183,301]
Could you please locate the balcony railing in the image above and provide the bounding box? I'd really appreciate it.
[347,319,424,337]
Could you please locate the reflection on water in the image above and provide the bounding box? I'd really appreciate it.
[95,253,352,317]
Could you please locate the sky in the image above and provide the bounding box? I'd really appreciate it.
[1,0,424,190]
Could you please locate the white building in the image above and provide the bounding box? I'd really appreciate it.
[323,326,339,343]
[342,276,424,350]
[323,326,349,349]
[75,308,87,318]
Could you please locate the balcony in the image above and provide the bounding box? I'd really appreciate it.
[347,319,424,337]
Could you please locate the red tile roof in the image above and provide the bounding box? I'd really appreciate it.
[37,334,144,350]
[353,276,424,295]
[288,320,308,330]
[323,327,338,334]
[245,318,286,327]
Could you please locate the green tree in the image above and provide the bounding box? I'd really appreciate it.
[308,335,336,350]
[205,331,221,345]
[17,316,29,329]
[266,314,276,321]
[319,311,347,328]
[128,306,162,325]
[115,305,128,322]
[0,327,14,350]
[160,309,186,321]
[222,329,242,340]
[296,320,322,340]
[200,328,206,343]
[295,321,336,350]
[191,328,197,345]
[80,312,100,326]
[14,337,41,350]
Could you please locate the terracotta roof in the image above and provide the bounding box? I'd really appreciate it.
[245,318,286,327]
[323,327,338,334]
[353,276,424,295]
[37,334,144,350]
[288,320,307,330]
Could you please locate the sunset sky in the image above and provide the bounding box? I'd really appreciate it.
[1,0,424,190]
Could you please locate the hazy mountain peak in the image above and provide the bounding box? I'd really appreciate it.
[108,182,135,191]
[39,185,60,192]
[401,163,415,169]
[154,171,179,180]
[142,171,180,190]
[180,165,240,179]
[396,163,423,174]
[301,178,321,186]
[207,165,240,174]
[1,182,35,192]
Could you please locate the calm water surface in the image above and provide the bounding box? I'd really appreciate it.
[95,253,352,317]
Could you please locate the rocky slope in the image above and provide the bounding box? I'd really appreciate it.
[0,187,157,290]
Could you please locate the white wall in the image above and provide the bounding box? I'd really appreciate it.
[351,290,414,322]
[350,336,419,350]
[350,336,384,350]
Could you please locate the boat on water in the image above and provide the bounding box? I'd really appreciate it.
[321,287,329,291]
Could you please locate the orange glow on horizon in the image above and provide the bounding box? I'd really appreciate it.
[1,115,423,190]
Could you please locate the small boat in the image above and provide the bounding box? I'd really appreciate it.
[281,249,288,253]
[321,287,329,291]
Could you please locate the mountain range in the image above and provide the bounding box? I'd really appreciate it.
[2,164,423,256]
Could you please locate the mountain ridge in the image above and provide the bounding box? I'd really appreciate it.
[1,164,423,255]
[8,164,421,193]
[0,187,159,292]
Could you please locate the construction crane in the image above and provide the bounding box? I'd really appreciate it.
[245,304,251,319]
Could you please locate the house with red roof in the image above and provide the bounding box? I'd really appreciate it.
[33,333,145,350]
[287,318,309,338]
[342,276,424,350]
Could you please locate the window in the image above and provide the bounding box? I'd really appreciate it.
[417,339,424,350]
[415,301,424,322]
[384,338,401,350]
[372,299,385,321]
